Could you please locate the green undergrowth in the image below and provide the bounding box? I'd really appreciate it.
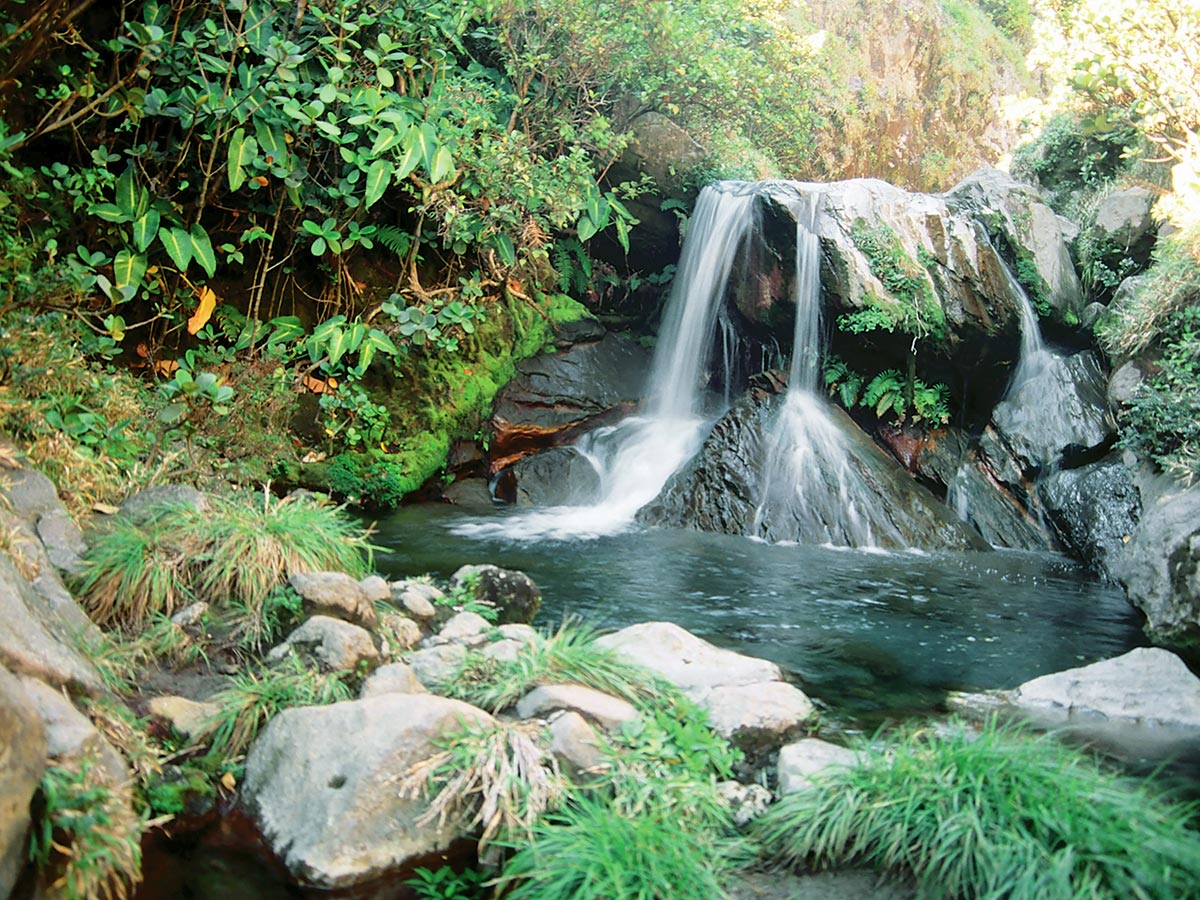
[317,293,591,507]
[843,220,945,340]
[754,717,1200,900]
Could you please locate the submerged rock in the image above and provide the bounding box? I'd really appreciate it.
[240,694,494,889]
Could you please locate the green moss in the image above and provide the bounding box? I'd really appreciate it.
[321,293,595,507]
[847,220,945,340]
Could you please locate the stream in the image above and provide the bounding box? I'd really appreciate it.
[372,501,1146,729]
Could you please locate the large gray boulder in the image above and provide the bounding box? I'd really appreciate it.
[0,664,46,898]
[1012,648,1200,728]
[449,564,541,625]
[240,694,495,889]
[1038,459,1141,581]
[1114,484,1200,641]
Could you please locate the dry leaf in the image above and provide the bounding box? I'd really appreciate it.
[302,374,337,394]
[187,286,218,335]
[220,771,237,791]
[154,359,180,378]
[93,502,120,515]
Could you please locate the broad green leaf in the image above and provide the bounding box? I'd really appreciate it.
[90,202,130,224]
[344,321,366,354]
[132,209,161,252]
[376,67,394,89]
[363,159,392,210]
[415,122,439,171]
[227,127,258,192]
[113,249,147,291]
[370,127,403,156]
[366,329,400,356]
[189,223,217,278]
[254,122,286,162]
[310,236,327,256]
[577,214,598,242]
[395,126,422,179]
[267,315,304,346]
[428,145,455,184]
[493,233,516,267]
[326,327,351,366]
[301,219,325,236]
[614,216,630,254]
[115,167,139,218]
[160,228,193,271]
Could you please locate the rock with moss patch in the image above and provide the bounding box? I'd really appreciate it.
[700,682,815,754]
[450,565,541,625]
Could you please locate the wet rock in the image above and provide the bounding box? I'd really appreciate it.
[990,351,1115,473]
[1114,484,1200,641]
[516,685,638,732]
[0,665,46,898]
[288,571,378,629]
[240,694,495,889]
[450,564,541,625]
[777,738,860,795]
[275,616,380,673]
[492,446,602,507]
[1012,647,1200,728]
[488,333,650,472]
[1038,459,1140,581]
[945,458,1053,550]
[359,662,427,698]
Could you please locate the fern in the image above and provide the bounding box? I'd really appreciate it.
[823,356,864,407]
[862,369,906,419]
[552,237,591,296]
[375,225,413,261]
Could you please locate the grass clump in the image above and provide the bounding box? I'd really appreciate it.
[29,756,145,900]
[754,717,1200,900]
[444,620,662,712]
[495,793,740,900]
[75,489,373,634]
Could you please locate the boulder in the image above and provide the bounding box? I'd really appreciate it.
[288,571,378,629]
[359,663,427,698]
[379,612,422,653]
[430,610,493,646]
[546,711,605,777]
[19,676,128,782]
[515,685,639,732]
[1114,484,1200,640]
[945,168,1083,321]
[595,622,782,695]
[275,616,380,673]
[0,552,103,693]
[488,333,651,473]
[480,639,523,662]
[492,446,603,507]
[145,695,221,741]
[1,468,63,521]
[450,564,541,625]
[118,484,207,524]
[0,665,46,898]
[240,694,495,889]
[358,575,391,603]
[776,738,860,795]
[700,682,815,753]
[1090,186,1157,258]
[643,387,989,551]
[1038,459,1141,581]
[990,351,1116,473]
[405,644,467,688]
[1012,647,1200,728]
[1107,359,1144,407]
[389,580,440,623]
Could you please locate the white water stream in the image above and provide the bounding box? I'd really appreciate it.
[453,183,759,540]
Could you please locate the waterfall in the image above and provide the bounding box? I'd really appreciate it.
[454,183,758,540]
[749,194,896,547]
[1001,256,1056,393]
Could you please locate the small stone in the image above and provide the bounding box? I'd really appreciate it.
[405,644,466,688]
[360,663,427,698]
[289,571,378,629]
[146,695,221,740]
[358,575,391,603]
[380,613,422,653]
[547,711,606,777]
[516,684,638,732]
[777,738,859,795]
[717,781,772,827]
[498,623,539,644]
[171,601,209,627]
[433,611,492,647]
[481,639,524,663]
[118,484,206,524]
[283,616,380,672]
[389,581,440,622]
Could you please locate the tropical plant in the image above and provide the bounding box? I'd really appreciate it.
[754,717,1200,900]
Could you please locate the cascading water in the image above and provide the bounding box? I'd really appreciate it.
[1002,254,1056,393]
[453,182,759,540]
[748,193,895,547]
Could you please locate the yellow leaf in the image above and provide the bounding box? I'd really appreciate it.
[220,771,237,791]
[187,286,218,335]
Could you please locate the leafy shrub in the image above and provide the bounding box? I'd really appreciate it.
[404,866,490,900]
[973,0,1033,43]
[754,717,1200,900]
[847,220,944,340]
[823,357,951,425]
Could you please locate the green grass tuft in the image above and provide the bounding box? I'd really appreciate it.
[754,717,1200,900]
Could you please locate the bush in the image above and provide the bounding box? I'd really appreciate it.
[754,717,1200,900]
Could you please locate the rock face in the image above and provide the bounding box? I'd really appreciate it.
[1039,459,1140,581]
[492,446,602,507]
[642,387,988,551]
[488,333,651,473]
[241,694,495,889]
[1012,648,1200,728]
[0,664,46,898]
[1114,485,1200,641]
